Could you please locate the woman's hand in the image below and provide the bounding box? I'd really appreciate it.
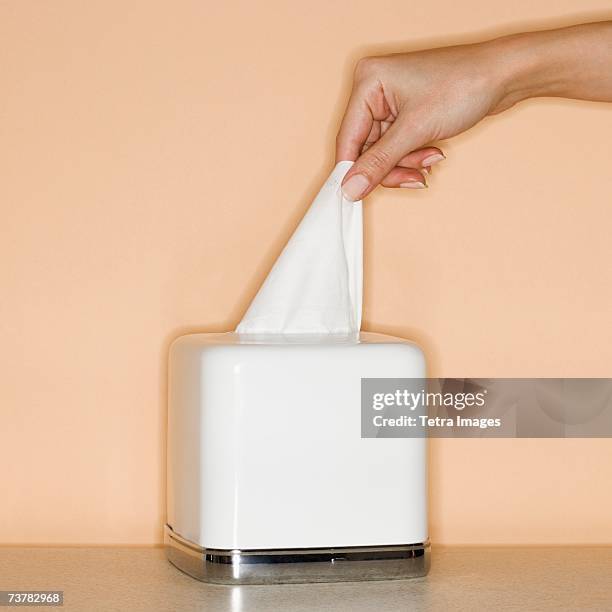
[337,21,612,201]
[337,43,502,198]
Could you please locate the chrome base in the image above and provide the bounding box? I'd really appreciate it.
[164,525,430,584]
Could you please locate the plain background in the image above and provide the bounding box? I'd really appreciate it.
[1,1,611,545]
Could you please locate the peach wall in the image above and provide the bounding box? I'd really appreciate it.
[1,1,611,545]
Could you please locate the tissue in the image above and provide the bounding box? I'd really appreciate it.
[236,161,362,335]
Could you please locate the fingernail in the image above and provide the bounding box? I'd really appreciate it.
[421,153,445,167]
[399,181,427,189]
[342,174,370,201]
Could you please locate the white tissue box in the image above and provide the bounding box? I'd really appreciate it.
[165,331,429,583]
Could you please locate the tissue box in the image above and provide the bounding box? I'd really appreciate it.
[165,331,429,584]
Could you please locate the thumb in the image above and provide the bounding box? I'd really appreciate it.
[341,117,419,201]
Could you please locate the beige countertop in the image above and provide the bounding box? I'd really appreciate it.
[0,546,610,611]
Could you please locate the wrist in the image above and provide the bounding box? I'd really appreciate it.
[480,31,563,113]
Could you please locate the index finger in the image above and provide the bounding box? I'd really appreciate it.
[335,90,374,163]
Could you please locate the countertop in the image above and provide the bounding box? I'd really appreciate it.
[0,546,610,611]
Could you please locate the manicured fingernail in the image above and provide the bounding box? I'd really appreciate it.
[421,153,445,167]
[399,181,427,189]
[342,174,369,201]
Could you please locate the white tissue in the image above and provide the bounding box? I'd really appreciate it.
[236,161,362,335]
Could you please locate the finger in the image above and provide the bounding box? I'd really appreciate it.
[336,92,374,162]
[362,120,394,154]
[342,115,426,201]
[363,121,381,151]
[381,167,427,189]
[380,119,393,137]
[396,147,445,169]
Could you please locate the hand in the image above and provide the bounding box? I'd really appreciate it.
[337,42,505,200]
[336,21,612,201]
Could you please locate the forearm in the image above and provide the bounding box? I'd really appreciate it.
[485,21,612,112]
